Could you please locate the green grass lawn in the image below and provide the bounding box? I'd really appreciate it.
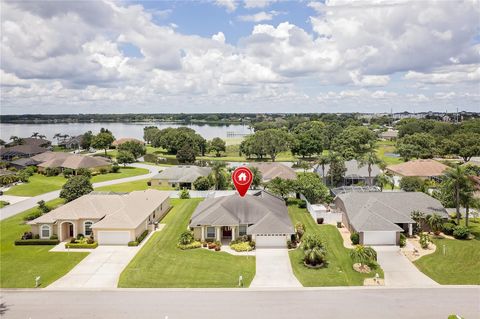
[118,199,256,288]
[375,140,404,165]
[0,198,89,288]
[95,179,174,192]
[4,167,149,197]
[288,201,383,286]
[414,218,480,285]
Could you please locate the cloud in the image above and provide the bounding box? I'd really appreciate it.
[214,0,237,12]
[238,11,276,22]
[243,0,277,9]
[404,64,480,84]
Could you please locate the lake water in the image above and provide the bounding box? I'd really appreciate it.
[0,122,253,142]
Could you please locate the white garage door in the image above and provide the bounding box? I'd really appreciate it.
[363,231,397,245]
[255,234,287,248]
[97,231,131,245]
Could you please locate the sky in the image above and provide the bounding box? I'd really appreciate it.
[1,0,479,114]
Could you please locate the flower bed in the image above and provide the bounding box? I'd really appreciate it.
[177,241,202,250]
[230,242,253,252]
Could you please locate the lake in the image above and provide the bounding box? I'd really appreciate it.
[0,122,253,142]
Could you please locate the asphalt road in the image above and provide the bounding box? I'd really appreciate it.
[1,287,479,319]
[0,163,160,221]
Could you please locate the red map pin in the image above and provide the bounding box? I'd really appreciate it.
[232,166,253,197]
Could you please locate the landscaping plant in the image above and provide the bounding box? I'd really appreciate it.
[349,245,377,272]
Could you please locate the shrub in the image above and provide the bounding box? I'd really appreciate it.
[15,239,60,246]
[76,233,84,240]
[350,232,360,245]
[230,242,253,252]
[147,181,151,186]
[65,242,98,249]
[452,226,470,239]
[214,246,221,251]
[178,231,194,245]
[399,176,424,192]
[99,168,108,174]
[24,210,42,221]
[287,240,297,249]
[317,218,324,224]
[0,200,10,207]
[63,168,74,178]
[77,168,92,178]
[208,243,217,249]
[21,232,33,240]
[442,222,455,235]
[34,234,40,239]
[70,237,77,243]
[50,234,58,240]
[298,200,307,209]
[399,233,406,247]
[137,230,149,244]
[143,154,158,163]
[249,241,255,249]
[337,222,342,228]
[128,241,139,246]
[419,232,430,249]
[37,200,50,214]
[110,164,120,173]
[295,222,305,239]
[350,245,377,268]
[45,167,61,176]
[177,241,202,250]
[179,188,190,199]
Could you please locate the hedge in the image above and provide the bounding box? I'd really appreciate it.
[177,241,202,250]
[128,230,149,247]
[15,239,60,246]
[65,242,98,249]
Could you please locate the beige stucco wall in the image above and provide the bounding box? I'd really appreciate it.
[150,179,171,187]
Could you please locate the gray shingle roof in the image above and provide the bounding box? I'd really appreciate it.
[152,165,211,183]
[337,192,448,232]
[189,191,294,235]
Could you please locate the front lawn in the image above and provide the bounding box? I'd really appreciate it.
[0,199,88,288]
[95,179,174,192]
[4,167,149,196]
[118,199,256,288]
[414,219,480,285]
[288,201,383,286]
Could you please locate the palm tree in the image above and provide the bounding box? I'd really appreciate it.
[303,246,326,267]
[350,245,377,271]
[211,161,227,190]
[426,214,443,235]
[358,150,382,186]
[315,154,330,183]
[460,182,477,228]
[38,134,46,139]
[375,173,390,191]
[31,132,39,138]
[444,165,470,225]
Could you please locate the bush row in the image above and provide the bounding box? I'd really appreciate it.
[128,230,149,246]
[65,242,98,249]
[177,241,202,250]
[15,239,60,246]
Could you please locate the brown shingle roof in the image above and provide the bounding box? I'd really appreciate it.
[32,152,111,170]
[249,162,297,182]
[386,159,448,177]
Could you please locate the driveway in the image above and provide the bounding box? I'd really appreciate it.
[375,247,439,287]
[0,163,160,221]
[250,248,301,288]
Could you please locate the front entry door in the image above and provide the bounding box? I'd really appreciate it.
[222,227,232,238]
[69,224,74,237]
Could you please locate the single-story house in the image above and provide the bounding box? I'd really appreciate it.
[31,152,111,173]
[58,135,83,149]
[335,192,448,246]
[28,190,170,245]
[315,159,382,186]
[386,159,449,186]
[249,162,297,182]
[0,145,48,161]
[189,191,294,247]
[379,130,398,140]
[8,157,41,169]
[150,165,212,189]
[7,137,51,148]
[112,138,144,147]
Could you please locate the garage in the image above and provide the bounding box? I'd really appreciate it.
[255,234,288,248]
[362,231,397,245]
[97,231,131,245]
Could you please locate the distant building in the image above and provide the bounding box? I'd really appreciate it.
[7,137,51,148]
[248,162,297,183]
[150,165,212,189]
[379,129,398,140]
[386,159,449,186]
[30,152,112,172]
[315,159,381,186]
[0,145,48,161]
[59,135,83,149]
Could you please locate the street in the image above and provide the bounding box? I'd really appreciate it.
[1,287,479,319]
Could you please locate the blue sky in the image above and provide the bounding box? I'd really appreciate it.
[1,0,479,114]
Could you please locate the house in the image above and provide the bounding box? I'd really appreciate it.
[249,162,297,182]
[58,135,83,149]
[189,191,294,247]
[315,159,381,186]
[386,159,449,186]
[112,138,144,147]
[150,165,212,189]
[28,190,170,245]
[31,152,112,173]
[0,145,49,161]
[7,137,51,148]
[379,129,398,140]
[8,157,41,169]
[335,192,448,245]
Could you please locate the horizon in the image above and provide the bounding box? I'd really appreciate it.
[1,0,479,114]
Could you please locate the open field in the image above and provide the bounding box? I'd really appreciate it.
[94,179,174,192]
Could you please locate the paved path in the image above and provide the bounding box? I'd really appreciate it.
[375,246,438,287]
[0,163,160,221]
[1,287,478,319]
[0,195,30,205]
[250,248,301,288]
[47,228,161,289]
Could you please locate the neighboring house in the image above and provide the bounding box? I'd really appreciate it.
[189,191,294,247]
[315,159,381,186]
[7,137,52,148]
[150,165,212,189]
[28,190,170,245]
[335,192,448,246]
[0,145,48,161]
[379,129,398,140]
[30,151,111,173]
[386,159,449,186]
[58,135,83,149]
[249,162,297,182]
[8,157,41,169]
[112,138,144,147]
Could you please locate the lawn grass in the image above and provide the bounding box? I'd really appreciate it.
[0,198,88,288]
[118,199,256,288]
[375,140,404,166]
[4,167,149,197]
[95,179,174,192]
[288,201,383,286]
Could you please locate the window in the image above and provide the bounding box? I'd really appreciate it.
[206,227,215,238]
[41,225,51,238]
[239,225,247,236]
[84,221,93,236]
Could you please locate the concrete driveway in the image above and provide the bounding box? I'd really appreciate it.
[250,248,301,288]
[47,245,139,289]
[375,247,438,287]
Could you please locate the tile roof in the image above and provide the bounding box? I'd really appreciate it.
[112,138,144,146]
[386,159,448,177]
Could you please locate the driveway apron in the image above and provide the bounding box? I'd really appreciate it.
[250,248,301,288]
